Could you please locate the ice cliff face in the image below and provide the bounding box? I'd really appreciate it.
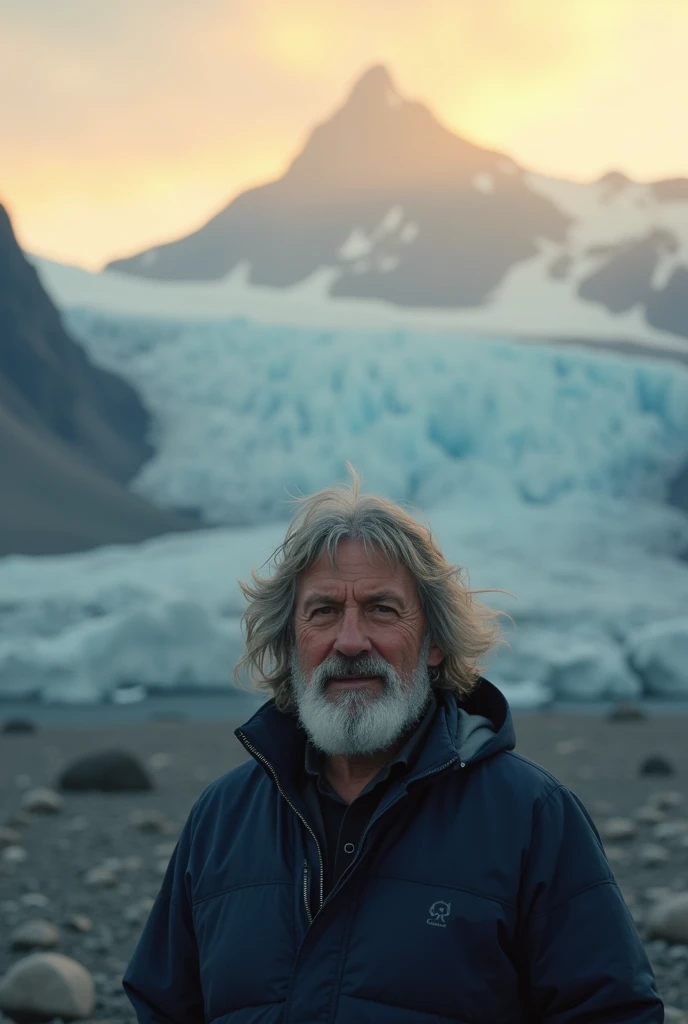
[65,310,688,525]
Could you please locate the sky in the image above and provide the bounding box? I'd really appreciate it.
[3,0,688,270]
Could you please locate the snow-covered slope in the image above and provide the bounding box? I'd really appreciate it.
[30,250,688,358]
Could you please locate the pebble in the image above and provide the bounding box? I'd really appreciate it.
[128,809,171,834]
[554,738,585,755]
[0,828,22,849]
[148,752,172,770]
[83,867,118,889]
[598,817,638,841]
[649,792,684,810]
[644,886,676,904]
[635,805,666,824]
[665,1008,688,1023]
[121,855,143,872]
[123,898,155,926]
[0,952,95,1019]
[1,846,27,865]
[647,892,688,944]
[10,919,61,951]
[66,815,89,832]
[21,787,64,814]
[4,811,31,828]
[653,821,688,840]
[637,844,671,868]
[19,892,50,909]
[65,914,93,933]
[153,842,177,859]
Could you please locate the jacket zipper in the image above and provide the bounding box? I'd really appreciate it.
[238,731,464,924]
[319,755,463,912]
[236,731,323,925]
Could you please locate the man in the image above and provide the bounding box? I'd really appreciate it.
[123,475,663,1023]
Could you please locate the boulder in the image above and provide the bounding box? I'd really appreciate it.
[0,951,95,1020]
[58,750,153,792]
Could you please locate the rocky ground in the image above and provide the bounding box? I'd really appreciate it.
[0,706,687,1022]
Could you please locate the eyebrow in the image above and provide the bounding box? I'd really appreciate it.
[301,591,405,613]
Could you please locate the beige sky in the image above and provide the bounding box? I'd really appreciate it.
[3,0,688,270]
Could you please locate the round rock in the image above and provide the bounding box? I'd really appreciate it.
[598,817,638,841]
[647,892,688,944]
[649,791,684,809]
[83,866,118,889]
[637,843,671,868]
[128,809,170,833]
[0,828,22,849]
[607,702,646,722]
[1,846,27,865]
[58,750,153,792]
[1,719,37,734]
[640,756,675,777]
[21,787,64,814]
[65,914,93,933]
[10,919,61,951]
[0,951,95,1019]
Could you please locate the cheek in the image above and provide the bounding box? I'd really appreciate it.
[294,624,331,670]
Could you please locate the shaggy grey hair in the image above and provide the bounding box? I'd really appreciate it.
[235,468,511,711]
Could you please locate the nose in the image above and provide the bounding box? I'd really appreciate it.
[333,608,372,658]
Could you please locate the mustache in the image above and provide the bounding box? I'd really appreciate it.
[310,654,400,689]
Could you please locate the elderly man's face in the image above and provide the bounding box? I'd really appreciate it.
[291,538,443,756]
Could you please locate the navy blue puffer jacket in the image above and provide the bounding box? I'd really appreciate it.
[122,679,663,1023]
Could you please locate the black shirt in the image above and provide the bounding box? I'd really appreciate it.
[299,690,438,911]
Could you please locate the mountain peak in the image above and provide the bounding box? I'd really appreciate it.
[346,64,400,107]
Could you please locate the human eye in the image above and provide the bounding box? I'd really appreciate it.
[373,604,396,615]
[312,606,335,617]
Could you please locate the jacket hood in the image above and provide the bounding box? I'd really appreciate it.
[235,676,515,791]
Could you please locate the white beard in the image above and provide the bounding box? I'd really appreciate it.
[290,635,432,757]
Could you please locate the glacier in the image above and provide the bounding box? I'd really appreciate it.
[2,308,688,705]
[64,310,688,524]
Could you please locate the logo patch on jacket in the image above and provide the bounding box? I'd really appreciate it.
[427,900,451,927]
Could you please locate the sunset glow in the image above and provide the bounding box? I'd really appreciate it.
[4,0,688,269]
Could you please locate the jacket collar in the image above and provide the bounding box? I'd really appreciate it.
[235,677,515,798]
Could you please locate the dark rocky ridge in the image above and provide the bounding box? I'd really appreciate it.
[0,204,191,555]
[0,204,151,482]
